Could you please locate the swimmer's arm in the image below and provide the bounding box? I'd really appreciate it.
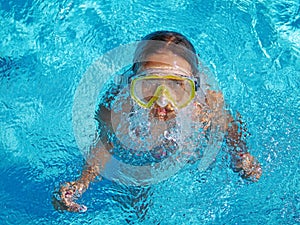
[226,114,262,181]
[54,142,112,213]
[78,104,113,188]
[225,112,247,152]
[78,140,112,188]
[205,90,249,151]
[53,106,113,212]
[78,106,113,189]
[205,90,262,181]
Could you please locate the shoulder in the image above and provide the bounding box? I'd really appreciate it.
[203,90,230,131]
[205,90,225,109]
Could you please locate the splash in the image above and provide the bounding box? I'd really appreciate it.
[109,85,207,166]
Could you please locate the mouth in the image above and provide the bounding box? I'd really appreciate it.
[150,103,176,121]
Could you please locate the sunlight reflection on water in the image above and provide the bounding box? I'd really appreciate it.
[0,0,299,224]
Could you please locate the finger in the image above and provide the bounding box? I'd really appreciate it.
[52,192,67,211]
[54,191,87,213]
[52,191,77,212]
[68,202,87,213]
[252,165,262,181]
[61,190,87,213]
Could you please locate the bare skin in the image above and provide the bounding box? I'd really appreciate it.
[53,51,262,212]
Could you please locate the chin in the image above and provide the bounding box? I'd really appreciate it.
[150,104,176,121]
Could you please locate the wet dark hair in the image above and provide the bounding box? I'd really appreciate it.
[132,31,199,76]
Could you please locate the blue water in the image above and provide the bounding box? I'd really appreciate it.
[1,0,299,224]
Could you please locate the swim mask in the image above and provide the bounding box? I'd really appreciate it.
[130,69,198,109]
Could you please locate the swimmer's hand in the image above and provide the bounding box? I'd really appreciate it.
[52,181,88,213]
[232,152,262,182]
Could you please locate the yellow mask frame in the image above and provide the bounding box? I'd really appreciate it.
[130,74,196,109]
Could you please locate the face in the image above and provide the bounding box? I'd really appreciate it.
[137,50,194,121]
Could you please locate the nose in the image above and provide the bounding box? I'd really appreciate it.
[156,95,169,107]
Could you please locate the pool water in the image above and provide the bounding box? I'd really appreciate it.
[0,0,299,224]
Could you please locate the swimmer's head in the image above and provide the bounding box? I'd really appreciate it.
[132,31,199,76]
[130,31,200,121]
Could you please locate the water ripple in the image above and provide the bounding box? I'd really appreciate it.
[0,0,299,224]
